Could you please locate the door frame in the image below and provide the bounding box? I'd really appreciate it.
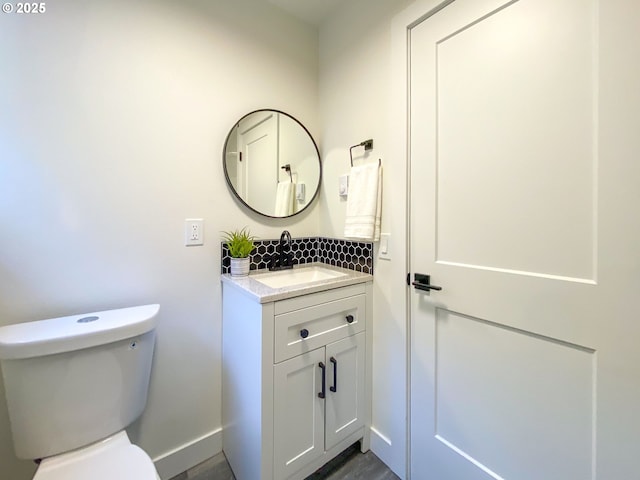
[390,1,458,478]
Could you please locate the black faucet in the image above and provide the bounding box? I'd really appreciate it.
[269,230,294,271]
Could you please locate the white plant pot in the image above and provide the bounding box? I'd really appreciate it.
[230,257,250,277]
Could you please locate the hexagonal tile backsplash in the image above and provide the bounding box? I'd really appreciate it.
[221,237,373,275]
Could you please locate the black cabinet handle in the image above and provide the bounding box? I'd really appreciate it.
[300,328,309,339]
[318,362,326,399]
[329,357,337,392]
[345,315,354,324]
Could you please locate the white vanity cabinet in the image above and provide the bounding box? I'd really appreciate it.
[222,278,372,480]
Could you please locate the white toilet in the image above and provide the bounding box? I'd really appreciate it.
[0,304,161,480]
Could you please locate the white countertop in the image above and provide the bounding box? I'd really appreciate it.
[220,263,373,303]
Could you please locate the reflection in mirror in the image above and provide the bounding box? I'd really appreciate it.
[223,109,321,218]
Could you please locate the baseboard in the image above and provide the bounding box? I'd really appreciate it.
[153,428,222,480]
[370,426,392,448]
[370,426,406,480]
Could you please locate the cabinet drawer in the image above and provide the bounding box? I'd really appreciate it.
[274,295,365,363]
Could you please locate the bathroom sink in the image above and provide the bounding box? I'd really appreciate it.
[253,266,347,289]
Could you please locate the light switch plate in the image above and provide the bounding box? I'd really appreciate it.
[379,233,391,260]
[296,183,306,202]
[339,174,349,197]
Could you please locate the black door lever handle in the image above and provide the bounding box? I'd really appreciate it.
[412,273,442,291]
[412,281,442,291]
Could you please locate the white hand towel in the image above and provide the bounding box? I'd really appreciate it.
[344,163,382,241]
[275,182,295,216]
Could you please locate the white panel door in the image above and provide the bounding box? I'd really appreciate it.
[237,111,278,212]
[273,348,325,480]
[409,0,640,479]
[325,333,365,451]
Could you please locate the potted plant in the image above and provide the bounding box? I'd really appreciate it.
[222,227,256,277]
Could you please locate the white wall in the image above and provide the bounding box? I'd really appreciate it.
[0,1,319,479]
[318,1,414,477]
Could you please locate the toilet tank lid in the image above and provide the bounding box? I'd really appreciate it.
[0,304,160,360]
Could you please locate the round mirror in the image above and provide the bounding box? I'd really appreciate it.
[223,109,321,218]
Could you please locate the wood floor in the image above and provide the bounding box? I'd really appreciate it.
[168,443,399,480]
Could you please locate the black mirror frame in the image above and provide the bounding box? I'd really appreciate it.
[222,109,322,219]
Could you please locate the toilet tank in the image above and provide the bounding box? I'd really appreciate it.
[0,304,159,460]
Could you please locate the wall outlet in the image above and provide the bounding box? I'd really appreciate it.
[185,219,204,246]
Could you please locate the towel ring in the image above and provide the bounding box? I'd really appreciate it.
[349,139,380,167]
[281,164,293,182]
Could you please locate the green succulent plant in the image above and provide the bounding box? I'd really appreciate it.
[222,227,256,258]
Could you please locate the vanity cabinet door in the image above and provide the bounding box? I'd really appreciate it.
[325,332,365,451]
[273,348,326,480]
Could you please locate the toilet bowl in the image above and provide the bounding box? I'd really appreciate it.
[0,304,161,480]
[33,431,159,480]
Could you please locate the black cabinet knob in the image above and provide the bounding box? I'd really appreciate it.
[300,328,309,339]
[346,315,354,324]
